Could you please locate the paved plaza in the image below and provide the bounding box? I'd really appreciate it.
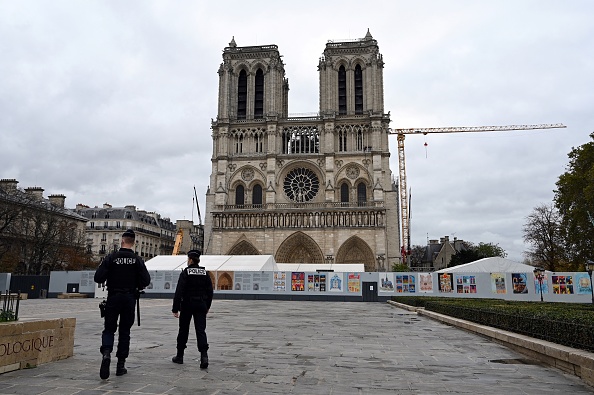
[0,298,592,394]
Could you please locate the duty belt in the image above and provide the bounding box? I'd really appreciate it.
[110,288,135,294]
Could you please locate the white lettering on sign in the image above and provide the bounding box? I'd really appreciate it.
[115,258,135,265]
[187,267,206,276]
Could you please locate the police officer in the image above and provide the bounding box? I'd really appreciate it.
[171,250,213,369]
[94,229,150,380]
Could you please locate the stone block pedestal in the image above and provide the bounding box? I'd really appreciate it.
[0,318,75,373]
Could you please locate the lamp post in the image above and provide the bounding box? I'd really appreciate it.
[533,267,545,302]
[586,260,594,304]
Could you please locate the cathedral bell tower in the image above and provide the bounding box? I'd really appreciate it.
[204,31,401,272]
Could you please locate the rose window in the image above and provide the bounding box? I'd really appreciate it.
[283,167,319,202]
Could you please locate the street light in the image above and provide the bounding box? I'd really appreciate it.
[585,260,594,304]
[533,267,545,302]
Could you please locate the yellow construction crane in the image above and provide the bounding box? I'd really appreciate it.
[389,123,567,263]
[172,228,183,255]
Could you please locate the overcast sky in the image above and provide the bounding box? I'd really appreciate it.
[1,1,592,263]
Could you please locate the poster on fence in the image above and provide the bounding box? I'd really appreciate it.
[491,273,506,294]
[456,275,477,293]
[307,274,327,292]
[533,273,549,295]
[329,273,344,292]
[438,273,453,293]
[379,273,394,292]
[552,275,574,294]
[418,273,433,293]
[395,274,416,293]
[511,273,528,294]
[347,273,360,293]
[273,272,286,291]
[291,272,305,291]
[575,273,593,294]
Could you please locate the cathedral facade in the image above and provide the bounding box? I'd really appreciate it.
[203,30,401,271]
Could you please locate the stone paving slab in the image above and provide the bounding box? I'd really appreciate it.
[0,298,592,394]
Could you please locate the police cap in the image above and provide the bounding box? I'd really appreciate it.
[122,229,136,239]
[187,250,201,260]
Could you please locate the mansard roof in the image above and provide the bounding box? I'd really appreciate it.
[0,183,87,222]
[76,205,171,227]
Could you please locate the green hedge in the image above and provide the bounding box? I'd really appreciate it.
[391,296,594,352]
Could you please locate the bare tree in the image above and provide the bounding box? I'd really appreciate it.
[1,188,86,274]
[523,203,567,271]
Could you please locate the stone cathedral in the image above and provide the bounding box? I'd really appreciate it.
[203,30,401,271]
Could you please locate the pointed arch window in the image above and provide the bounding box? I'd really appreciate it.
[338,65,347,115]
[354,64,363,114]
[357,182,367,206]
[235,185,245,206]
[237,69,247,120]
[252,184,263,205]
[254,68,264,119]
[339,130,347,152]
[340,183,349,204]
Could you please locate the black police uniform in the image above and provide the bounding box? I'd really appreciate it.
[172,251,213,368]
[94,230,150,379]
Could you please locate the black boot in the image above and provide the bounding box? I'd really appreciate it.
[100,351,111,380]
[115,358,127,376]
[172,349,184,364]
[200,351,208,369]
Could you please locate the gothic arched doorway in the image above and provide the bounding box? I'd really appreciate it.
[335,236,375,272]
[275,231,324,263]
[217,272,233,290]
[227,240,260,255]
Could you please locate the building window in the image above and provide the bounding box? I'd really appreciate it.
[102,233,107,241]
[357,182,367,205]
[255,131,264,153]
[254,68,264,119]
[235,133,244,154]
[252,184,263,205]
[338,65,347,115]
[339,130,347,152]
[354,64,363,114]
[100,245,106,254]
[90,222,95,229]
[235,185,245,206]
[340,183,349,204]
[357,130,364,151]
[283,167,320,203]
[282,126,319,154]
[237,69,247,120]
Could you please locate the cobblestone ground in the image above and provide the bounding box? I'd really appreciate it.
[0,298,592,394]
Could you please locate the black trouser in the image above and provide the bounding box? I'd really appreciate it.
[176,297,209,353]
[100,292,136,359]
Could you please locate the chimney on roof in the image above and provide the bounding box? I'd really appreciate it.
[103,203,112,209]
[49,194,66,208]
[0,179,19,191]
[25,186,44,201]
[76,204,89,210]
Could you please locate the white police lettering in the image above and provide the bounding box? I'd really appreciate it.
[187,267,206,276]
[115,258,136,265]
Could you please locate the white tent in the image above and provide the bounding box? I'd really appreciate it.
[146,256,364,273]
[145,255,278,272]
[435,257,535,273]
